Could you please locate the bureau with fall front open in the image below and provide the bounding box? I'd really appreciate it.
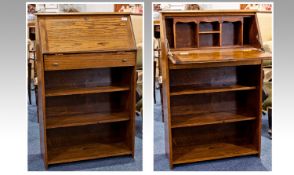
[35,13,137,168]
[160,10,271,168]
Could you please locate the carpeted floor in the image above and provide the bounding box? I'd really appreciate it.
[154,89,272,171]
[28,90,142,171]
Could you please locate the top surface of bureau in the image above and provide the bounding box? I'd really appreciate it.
[36,13,136,54]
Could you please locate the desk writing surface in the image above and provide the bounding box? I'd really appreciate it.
[169,48,271,64]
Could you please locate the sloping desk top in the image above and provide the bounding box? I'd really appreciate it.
[36,13,136,54]
[169,47,271,64]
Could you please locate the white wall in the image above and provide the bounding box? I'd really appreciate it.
[84,4,114,12]
[200,3,240,10]
[159,3,240,11]
[36,4,114,13]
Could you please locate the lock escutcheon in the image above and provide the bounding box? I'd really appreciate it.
[52,62,59,66]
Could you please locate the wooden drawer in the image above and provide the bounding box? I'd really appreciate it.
[44,52,136,71]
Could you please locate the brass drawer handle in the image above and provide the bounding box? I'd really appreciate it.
[122,59,127,62]
[52,62,59,66]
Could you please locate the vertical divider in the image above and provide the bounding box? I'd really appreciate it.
[240,19,244,46]
[173,19,177,48]
[219,20,222,47]
[196,21,199,48]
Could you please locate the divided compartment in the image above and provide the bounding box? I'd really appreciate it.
[171,121,258,164]
[45,91,131,129]
[174,21,197,48]
[199,21,220,32]
[199,33,220,47]
[222,20,243,46]
[46,122,132,164]
[199,21,220,47]
[164,15,260,49]
[45,67,132,97]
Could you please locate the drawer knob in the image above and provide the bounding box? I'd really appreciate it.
[52,63,59,66]
[122,59,127,62]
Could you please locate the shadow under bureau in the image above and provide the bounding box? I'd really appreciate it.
[35,12,137,168]
[159,10,271,168]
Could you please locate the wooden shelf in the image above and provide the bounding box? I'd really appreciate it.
[171,112,256,128]
[199,31,220,34]
[47,112,129,129]
[173,143,258,165]
[170,84,256,96]
[45,85,130,97]
[48,141,131,164]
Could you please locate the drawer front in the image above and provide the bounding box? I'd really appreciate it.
[44,52,136,71]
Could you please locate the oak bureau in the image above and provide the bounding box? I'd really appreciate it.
[35,12,137,168]
[159,10,271,168]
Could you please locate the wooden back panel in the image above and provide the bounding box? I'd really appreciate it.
[37,13,136,53]
[47,122,128,147]
[45,67,132,90]
[172,121,254,146]
[46,92,128,117]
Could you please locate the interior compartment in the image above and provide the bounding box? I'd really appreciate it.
[199,33,220,47]
[175,22,197,48]
[46,91,130,117]
[243,16,260,46]
[45,67,132,91]
[170,90,259,117]
[165,18,175,48]
[172,121,255,147]
[199,21,220,32]
[169,65,261,91]
[46,122,131,164]
[171,121,258,163]
[222,21,243,46]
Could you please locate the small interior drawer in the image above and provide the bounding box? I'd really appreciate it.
[44,52,136,71]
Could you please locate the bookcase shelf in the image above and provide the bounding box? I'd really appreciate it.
[45,85,130,97]
[170,84,256,96]
[173,142,258,165]
[160,10,270,168]
[199,31,220,34]
[46,122,131,165]
[36,13,137,168]
[171,112,256,128]
[48,141,132,164]
[46,112,129,129]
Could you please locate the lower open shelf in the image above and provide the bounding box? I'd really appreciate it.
[48,141,132,164]
[172,143,258,165]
